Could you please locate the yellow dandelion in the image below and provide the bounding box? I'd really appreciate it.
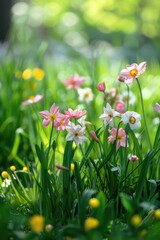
[154,209,160,219]
[131,214,142,227]
[1,171,9,179]
[33,68,44,80]
[84,217,99,231]
[23,166,28,172]
[29,215,45,233]
[88,198,100,208]
[10,165,16,171]
[71,163,75,171]
[22,68,32,80]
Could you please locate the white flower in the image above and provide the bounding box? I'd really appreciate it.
[99,103,120,127]
[66,122,88,146]
[121,91,136,105]
[2,179,11,188]
[77,88,94,103]
[122,111,141,130]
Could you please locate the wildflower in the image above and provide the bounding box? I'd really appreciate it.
[154,209,160,219]
[153,103,160,113]
[64,108,86,119]
[77,88,94,103]
[23,166,28,172]
[89,130,99,142]
[131,214,142,227]
[29,215,45,233]
[122,111,141,130]
[66,122,88,146]
[99,103,120,127]
[63,74,86,89]
[55,164,69,171]
[54,114,69,131]
[45,224,53,232]
[109,88,116,98]
[22,68,32,80]
[84,217,99,231]
[2,179,11,188]
[115,100,125,113]
[33,68,44,80]
[21,95,43,105]
[78,115,92,126]
[71,163,75,171]
[40,103,60,127]
[1,171,9,179]
[129,154,139,162]
[119,61,147,84]
[121,91,136,105]
[96,82,106,92]
[88,198,100,208]
[10,165,16,171]
[108,128,127,150]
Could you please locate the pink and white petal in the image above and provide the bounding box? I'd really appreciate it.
[40,110,50,119]
[138,61,147,74]
[43,119,51,127]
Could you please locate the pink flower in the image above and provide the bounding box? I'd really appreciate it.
[63,74,86,89]
[89,130,99,142]
[129,155,139,162]
[21,95,43,105]
[115,100,125,113]
[153,103,160,113]
[96,82,106,92]
[119,61,147,84]
[54,114,69,131]
[108,128,127,150]
[40,103,60,127]
[109,88,116,98]
[64,108,86,119]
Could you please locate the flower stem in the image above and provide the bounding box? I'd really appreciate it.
[47,123,54,161]
[136,78,152,149]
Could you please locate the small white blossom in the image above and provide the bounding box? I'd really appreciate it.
[2,179,11,188]
[99,103,120,127]
[122,111,141,130]
[77,88,94,103]
[66,122,88,146]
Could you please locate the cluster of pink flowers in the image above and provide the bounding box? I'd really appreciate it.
[40,104,88,146]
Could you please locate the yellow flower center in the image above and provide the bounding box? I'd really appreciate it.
[84,92,89,98]
[129,116,136,124]
[60,120,64,126]
[117,134,122,140]
[130,69,138,77]
[49,113,56,121]
[29,96,35,100]
[74,132,79,137]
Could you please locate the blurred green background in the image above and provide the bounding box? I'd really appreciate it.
[1,0,160,61]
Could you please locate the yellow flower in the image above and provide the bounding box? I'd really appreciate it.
[154,209,160,219]
[33,68,44,80]
[88,198,100,208]
[23,166,28,172]
[10,165,16,171]
[22,68,32,80]
[84,217,99,231]
[1,171,9,179]
[71,163,75,171]
[29,215,45,233]
[131,214,142,227]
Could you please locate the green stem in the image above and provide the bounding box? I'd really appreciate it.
[47,123,54,161]
[125,83,130,111]
[136,78,152,149]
